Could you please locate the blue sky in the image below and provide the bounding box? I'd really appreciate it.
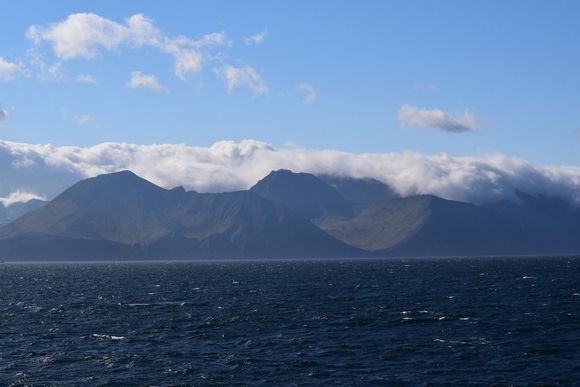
[1,0,579,165]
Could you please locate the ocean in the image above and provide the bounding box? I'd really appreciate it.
[1,257,579,385]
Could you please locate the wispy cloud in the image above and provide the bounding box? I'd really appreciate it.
[0,190,46,207]
[398,104,479,133]
[243,30,267,45]
[411,83,438,93]
[126,71,168,93]
[193,32,232,48]
[296,83,317,105]
[0,107,7,121]
[0,57,23,81]
[72,114,96,125]
[75,74,97,84]
[218,65,269,95]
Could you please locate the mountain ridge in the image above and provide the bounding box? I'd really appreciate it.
[1,169,579,260]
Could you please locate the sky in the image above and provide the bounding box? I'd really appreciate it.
[1,1,580,202]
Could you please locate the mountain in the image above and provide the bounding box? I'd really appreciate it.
[250,169,354,219]
[1,169,579,261]
[485,190,580,253]
[0,199,46,226]
[317,174,398,205]
[0,171,363,260]
[251,170,561,257]
[315,194,537,256]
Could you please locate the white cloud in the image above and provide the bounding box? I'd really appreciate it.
[72,114,96,125]
[194,32,232,48]
[411,83,438,93]
[398,104,479,133]
[296,83,317,105]
[243,30,267,45]
[126,71,167,93]
[163,40,203,79]
[0,191,46,207]
[218,65,269,95]
[25,48,64,81]
[2,139,580,206]
[26,13,130,59]
[26,13,227,80]
[75,74,97,84]
[0,57,23,81]
[0,107,7,121]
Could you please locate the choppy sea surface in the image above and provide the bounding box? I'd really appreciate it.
[1,257,579,385]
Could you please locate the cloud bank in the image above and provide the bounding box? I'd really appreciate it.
[1,139,580,205]
[398,104,479,133]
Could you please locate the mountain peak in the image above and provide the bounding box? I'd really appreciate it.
[53,170,166,207]
[251,169,353,219]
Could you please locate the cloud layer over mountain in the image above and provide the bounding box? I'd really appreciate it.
[1,139,580,205]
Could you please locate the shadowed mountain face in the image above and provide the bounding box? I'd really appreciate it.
[485,190,580,253]
[250,169,354,219]
[317,174,398,205]
[0,199,46,226]
[0,171,363,260]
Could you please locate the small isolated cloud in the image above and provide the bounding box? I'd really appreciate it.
[243,30,267,45]
[411,83,438,93]
[193,32,232,48]
[72,114,96,125]
[126,71,167,93]
[0,190,46,207]
[0,57,23,81]
[75,74,97,84]
[218,65,269,95]
[0,107,7,121]
[297,83,317,105]
[398,104,479,133]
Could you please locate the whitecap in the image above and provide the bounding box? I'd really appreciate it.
[93,334,126,340]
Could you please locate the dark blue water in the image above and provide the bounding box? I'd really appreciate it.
[1,257,579,385]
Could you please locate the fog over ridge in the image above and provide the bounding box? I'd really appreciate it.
[1,139,580,205]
